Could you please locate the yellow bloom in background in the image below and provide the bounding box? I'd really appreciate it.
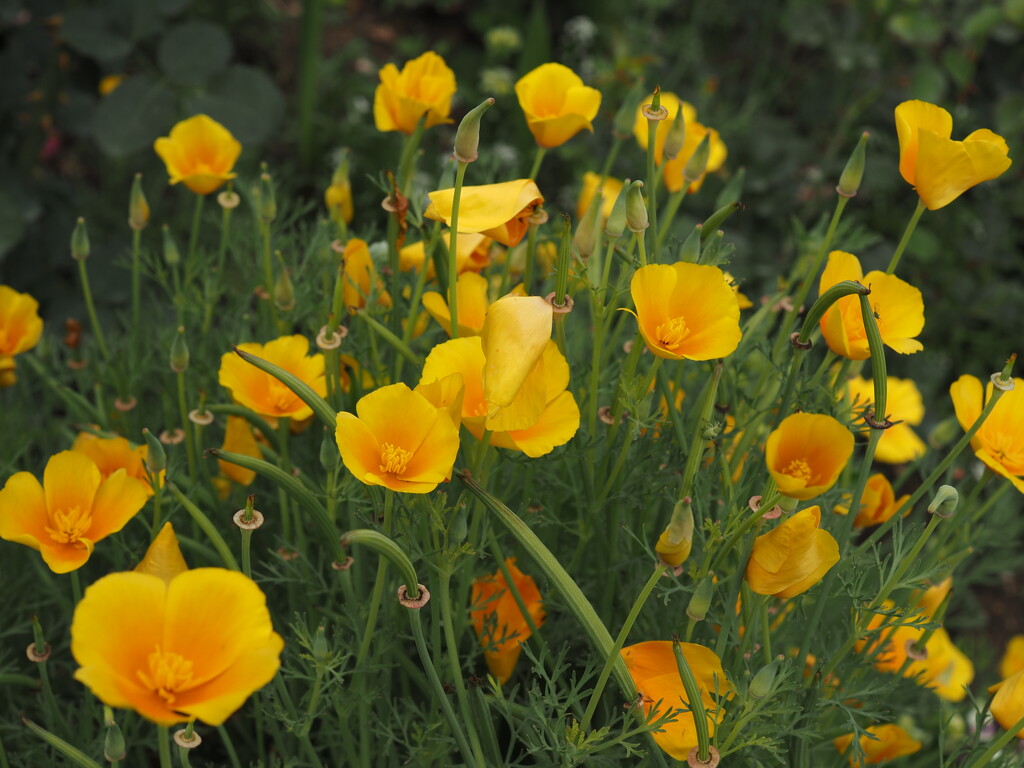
[627,262,742,361]
[844,375,926,464]
[745,506,840,598]
[1001,635,1024,680]
[71,567,283,726]
[72,432,162,496]
[991,669,1024,739]
[895,100,1012,210]
[766,412,854,500]
[833,724,923,766]
[818,251,924,360]
[480,294,553,413]
[834,473,909,528]
[424,179,543,247]
[98,74,124,96]
[399,231,492,277]
[514,62,601,149]
[216,416,262,487]
[335,383,460,493]
[620,641,731,760]
[134,522,189,584]
[632,92,728,193]
[218,335,327,421]
[324,156,353,225]
[913,576,952,618]
[341,238,392,312]
[423,272,491,337]
[950,374,1024,494]
[470,559,545,684]
[0,284,44,388]
[0,451,148,573]
[373,51,456,135]
[723,271,753,310]
[576,172,623,222]
[153,114,241,196]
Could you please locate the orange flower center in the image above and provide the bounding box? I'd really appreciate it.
[267,378,296,412]
[379,442,412,475]
[655,316,690,351]
[782,458,814,485]
[137,646,195,705]
[44,505,92,545]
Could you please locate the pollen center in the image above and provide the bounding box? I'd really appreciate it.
[783,458,814,485]
[44,505,92,545]
[379,442,413,475]
[137,647,195,705]
[267,378,295,411]
[655,316,690,351]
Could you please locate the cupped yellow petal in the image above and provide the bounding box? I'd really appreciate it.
[862,270,925,353]
[949,374,984,441]
[423,271,491,336]
[914,126,1012,210]
[134,522,189,583]
[491,389,581,458]
[515,62,602,148]
[153,115,241,196]
[87,468,148,541]
[421,337,487,425]
[217,415,261,486]
[834,724,922,766]
[0,285,44,357]
[746,507,840,598]
[992,669,1024,739]
[0,471,47,549]
[335,412,384,485]
[414,372,465,431]
[895,100,953,184]
[1002,636,1024,680]
[424,180,543,247]
[480,295,553,409]
[766,413,854,500]
[43,450,101,521]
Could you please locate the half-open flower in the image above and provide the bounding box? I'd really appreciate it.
[834,473,909,528]
[950,374,1024,494]
[0,284,43,387]
[218,335,327,422]
[833,724,922,766]
[373,51,456,135]
[895,99,1012,210]
[470,559,545,684]
[766,413,854,500]
[424,180,543,247]
[0,451,148,573]
[153,115,241,196]
[745,506,840,598]
[514,63,601,149]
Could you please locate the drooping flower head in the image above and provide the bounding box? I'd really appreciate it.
[373,51,457,135]
[627,262,742,361]
[72,432,163,496]
[745,506,840,598]
[424,180,543,248]
[218,336,327,422]
[818,251,924,360]
[844,375,926,464]
[895,100,1012,210]
[335,383,460,493]
[0,451,148,573]
[0,284,44,387]
[514,63,601,149]
[834,473,909,528]
[766,412,854,500]
[833,724,923,766]
[470,559,545,683]
[153,115,241,196]
[950,374,1024,494]
[620,641,731,760]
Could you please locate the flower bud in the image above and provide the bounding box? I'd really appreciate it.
[128,173,150,231]
[686,574,714,622]
[679,224,702,262]
[273,252,295,312]
[613,79,648,139]
[71,217,90,261]
[450,505,468,543]
[683,134,711,185]
[574,187,602,260]
[103,707,127,762]
[325,155,353,225]
[142,428,167,474]
[837,131,869,198]
[453,97,495,164]
[605,179,630,238]
[311,625,330,664]
[656,499,694,567]
[625,180,648,233]
[319,427,339,470]
[748,658,780,699]
[663,104,686,161]
[0,357,16,388]
[259,168,277,223]
[170,325,189,373]
[162,225,181,267]
[927,485,958,518]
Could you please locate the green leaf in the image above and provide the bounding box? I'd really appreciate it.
[61,8,132,61]
[155,0,191,16]
[91,74,177,157]
[158,21,232,86]
[887,12,944,45]
[184,65,284,146]
[0,187,27,260]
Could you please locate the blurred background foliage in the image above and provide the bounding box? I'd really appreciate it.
[0,0,1019,461]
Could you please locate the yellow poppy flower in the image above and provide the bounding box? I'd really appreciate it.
[134,522,189,584]
[991,669,1024,739]
[895,100,1012,210]
[844,375,926,464]
[334,383,460,493]
[72,432,162,497]
[833,724,922,766]
[514,63,601,149]
[423,272,491,337]
[0,284,44,387]
[818,251,924,360]
[627,262,742,361]
[632,92,728,193]
[949,374,1024,494]
[0,451,148,573]
[324,160,353,225]
[341,238,392,312]
[216,416,262,487]
[373,51,456,135]
[414,372,465,432]
[470,559,545,684]
[153,114,241,196]
[620,641,731,760]
[480,294,553,412]
[1001,636,1024,680]
[766,413,853,501]
[424,179,543,247]
[912,576,952,619]
[218,335,327,421]
[399,231,492,277]
[745,506,840,598]
[71,567,283,726]
[834,473,909,528]
[576,172,623,222]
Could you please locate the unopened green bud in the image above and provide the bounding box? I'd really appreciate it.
[625,180,648,233]
[103,707,127,762]
[259,168,277,223]
[749,658,780,699]
[701,201,742,240]
[71,217,90,261]
[574,188,602,259]
[128,173,150,231]
[837,131,870,198]
[450,505,468,543]
[613,79,647,139]
[162,225,181,267]
[679,224,702,262]
[170,325,189,373]
[311,625,330,664]
[273,251,295,312]
[663,104,686,161]
[454,98,495,164]
[686,574,714,622]
[605,179,630,238]
[683,133,711,184]
[141,428,167,474]
[928,485,958,518]
[928,416,960,449]
[320,427,339,470]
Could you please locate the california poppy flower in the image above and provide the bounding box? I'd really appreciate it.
[423,272,492,337]
[218,336,327,422]
[216,416,262,487]
[992,670,1024,739]
[480,294,553,413]
[949,374,1024,494]
[514,63,601,149]
[399,232,492,277]
[373,51,457,135]
[153,115,241,196]
[0,284,44,387]
[1001,635,1024,680]
[766,412,854,500]
[745,506,840,598]
[424,179,543,248]
[834,473,909,528]
[833,724,922,766]
[895,100,1011,210]
[72,432,162,496]
[340,238,392,312]
[844,375,926,464]
[470,559,545,683]
[0,451,148,573]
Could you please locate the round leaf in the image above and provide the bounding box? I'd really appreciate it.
[91,74,177,157]
[62,8,132,62]
[184,65,284,146]
[158,21,232,86]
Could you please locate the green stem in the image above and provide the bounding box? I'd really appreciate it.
[176,371,198,485]
[240,529,253,579]
[886,198,926,275]
[187,194,204,264]
[528,146,547,180]
[962,713,1024,768]
[655,189,687,251]
[448,160,469,339]
[634,231,648,266]
[21,718,104,768]
[77,258,109,360]
[166,482,240,570]
[70,569,82,604]
[355,492,394,669]
[158,726,172,768]
[131,227,142,351]
[645,117,659,263]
